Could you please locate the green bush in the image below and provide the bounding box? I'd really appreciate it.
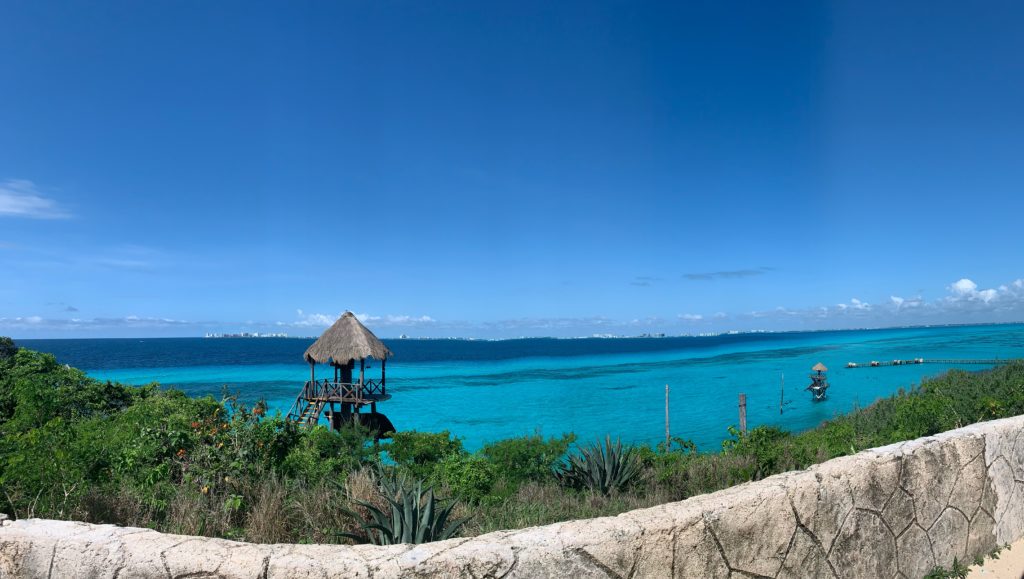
[431,454,497,504]
[387,430,464,479]
[480,433,576,485]
[639,437,698,484]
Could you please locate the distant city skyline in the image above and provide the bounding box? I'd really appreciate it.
[3,2,1024,339]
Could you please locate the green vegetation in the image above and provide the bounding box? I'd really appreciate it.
[2,339,1024,544]
[342,466,468,545]
[924,557,971,579]
[926,542,1012,579]
[554,436,643,495]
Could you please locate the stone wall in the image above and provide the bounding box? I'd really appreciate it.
[2,415,1024,578]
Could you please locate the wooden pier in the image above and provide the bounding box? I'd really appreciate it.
[845,358,1009,369]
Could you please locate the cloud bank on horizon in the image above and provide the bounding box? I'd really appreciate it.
[4,276,1024,339]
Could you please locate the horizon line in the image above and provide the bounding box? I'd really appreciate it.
[10,319,1024,342]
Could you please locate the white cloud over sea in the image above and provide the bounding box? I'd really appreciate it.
[280,310,437,329]
[0,315,191,331]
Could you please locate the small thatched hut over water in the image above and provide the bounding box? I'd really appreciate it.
[286,312,396,436]
[807,362,829,401]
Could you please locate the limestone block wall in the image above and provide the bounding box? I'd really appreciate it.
[2,415,1024,578]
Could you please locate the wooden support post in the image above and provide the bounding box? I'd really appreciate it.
[779,372,784,415]
[664,384,670,451]
[359,358,365,386]
[739,393,747,434]
[381,358,386,394]
[309,361,315,388]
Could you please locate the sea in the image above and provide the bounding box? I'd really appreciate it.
[17,323,1024,452]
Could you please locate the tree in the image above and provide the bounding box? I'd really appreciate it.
[0,337,15,363]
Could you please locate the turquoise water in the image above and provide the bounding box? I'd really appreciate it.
[19,324,1024,451]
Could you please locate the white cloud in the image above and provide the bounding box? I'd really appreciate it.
[282,310,437,329]
[0,179,71,219]
[978,289,998,303]
[0,315,191,331]
[384,315,435,324]
[890,295,923,310]
[291,309,335,327]
[679,313,703,321]
[945,278,1010,304]
[354,313,435,325]
[949,278,978,296]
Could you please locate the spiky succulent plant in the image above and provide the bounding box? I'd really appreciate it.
[554,435,643,495]
[343,467,469,545]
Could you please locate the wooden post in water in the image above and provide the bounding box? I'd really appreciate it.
[780,372,784,415]
[664,384,670,451]
[739,393,747,434]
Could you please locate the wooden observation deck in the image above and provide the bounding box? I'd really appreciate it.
[807,362,829,401]
[288,378,391,423]
[286,312,396,436]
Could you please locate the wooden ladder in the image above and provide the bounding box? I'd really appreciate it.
[297,400,326,425]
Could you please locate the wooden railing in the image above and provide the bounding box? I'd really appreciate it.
[299,379,387,402]
[287,379,388,423]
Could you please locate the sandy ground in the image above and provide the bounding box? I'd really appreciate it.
[968,540,1024,579]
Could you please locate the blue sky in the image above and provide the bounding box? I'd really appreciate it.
[2,1,1024,338]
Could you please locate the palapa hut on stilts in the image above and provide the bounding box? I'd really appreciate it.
[807,362,829,401]
[286,312,396,437]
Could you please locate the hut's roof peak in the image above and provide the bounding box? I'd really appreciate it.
[812,362,828,372]
[304,312,393,364]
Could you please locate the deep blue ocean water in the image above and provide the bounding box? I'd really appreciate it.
[18,324,1024,451]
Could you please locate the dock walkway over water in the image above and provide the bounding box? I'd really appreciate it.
[846,358,1010,368]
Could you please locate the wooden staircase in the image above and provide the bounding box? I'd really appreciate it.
[288,398,326,425]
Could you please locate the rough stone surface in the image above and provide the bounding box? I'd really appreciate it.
[896,523,935,579]
[929,507,969,568]
[827,509,897,579]
[901,441,961,529]
[3,415,1024,578]
[788,468,855,553]
[707,483,796,577]
[777,528,833,579]
[883,488,916,537]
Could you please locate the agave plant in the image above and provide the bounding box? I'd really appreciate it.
[554,435,643,495]
[343,467,469,545]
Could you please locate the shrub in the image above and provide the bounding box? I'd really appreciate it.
[640,437,698,484]
[387,431,464,479]
[480,433,576,485]
[432,454,497,504]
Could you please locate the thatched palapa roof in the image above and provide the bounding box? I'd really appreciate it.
[304,312,393,364]
[812,362,828,372]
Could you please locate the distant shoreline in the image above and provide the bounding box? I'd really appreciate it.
[11,319,1024,343]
